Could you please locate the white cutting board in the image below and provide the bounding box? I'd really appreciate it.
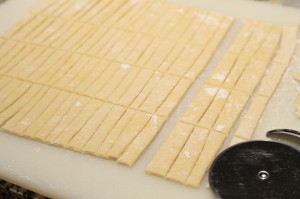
[0,0,300,199]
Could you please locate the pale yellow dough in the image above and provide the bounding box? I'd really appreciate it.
[117,115,166,166]
[231,25,299,142]
[146,122,194,177]
[97,109,140,157]
[0,85,42,126]
[67,103,113,151]
[23,91,70,138]
[147,21,284,187]
[2,87,48,134]
[82,105,127,155]
[181,84,220,125]
[0,0,233,169]
[212,90,250,135]
[185,131,226,187]
[296,95,300,119]
[198,88,231,129]
[294,73,300,83]
[166,127,209,184]
[234,95,269,140]
[35,93,78,141]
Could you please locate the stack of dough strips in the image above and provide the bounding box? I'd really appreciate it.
[146,22,299,187]
[0,0,233,166]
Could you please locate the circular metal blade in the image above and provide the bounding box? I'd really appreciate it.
[209,141,300,199]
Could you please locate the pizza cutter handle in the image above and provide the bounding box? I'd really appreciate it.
[266,129,300,140]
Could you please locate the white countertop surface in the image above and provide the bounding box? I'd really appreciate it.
[0,0,300,199]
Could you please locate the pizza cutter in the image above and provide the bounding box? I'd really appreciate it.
[209,129,300,199]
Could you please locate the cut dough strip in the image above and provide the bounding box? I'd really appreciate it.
[166,127,209,184]
[231,25,299,144]
[146,122,195,177]
[146,21,283,187]
[185,131,226,187]
[117,115,166,166]
[0,0,233,167]
[0,84,42,126]
[0,77,168,164]
[233,95,269,140]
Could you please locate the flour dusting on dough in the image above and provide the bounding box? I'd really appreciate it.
[75,100,82,107]
[216,124,226,131]
[121,63,131,69]
[75,2,87,10]
[184,150,191,158]
[176,9,185,14]
[205,87,218,96]
[217,88,229,99]
[130,0,142,4]
[212,73,226,81]
[152,115,158,125]
[19,119,32,126]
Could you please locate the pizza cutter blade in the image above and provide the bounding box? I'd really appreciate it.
[209,129,300,199]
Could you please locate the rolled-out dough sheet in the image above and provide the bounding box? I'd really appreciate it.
[231,25,299,143]
[146,21,285,187]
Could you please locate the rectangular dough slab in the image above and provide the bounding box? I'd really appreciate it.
[34,93,79,141]
[184,48,214,80]
[9,88,59,135]
[96,108,136,157]
[167,45,203,77]
[231,25,299,142]
[82,105,127,155]
[106,111,152,159]
[140,74,180,115]
[23,91,70,138]
[166,127,209,184]
[234,95,269,140]
[156,78,192,117]
[45,96,91,144]
[67,102,114,151]
[54,99,103,147]
[206,53,238,86]
[198,88,230,129]
[146,122,194,177]
[117,115,166,167]
[0,85,41,126]
[185,131,226,187]
[212,90,250,135]
[227,21,255,54]
[0,82,31,114]
[181,84,220,125]
[1,87,48,134]
[234,59,268,93]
